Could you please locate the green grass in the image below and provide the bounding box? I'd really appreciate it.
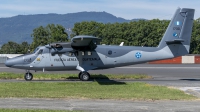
[0,108,81,112]
[0,72,151,80]
[0,82,195,100]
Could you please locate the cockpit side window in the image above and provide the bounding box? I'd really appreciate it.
[37,49,43,55]
[67,52,75,57]
[68,52,72,56]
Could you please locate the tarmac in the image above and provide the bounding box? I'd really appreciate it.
[0,98,200,112]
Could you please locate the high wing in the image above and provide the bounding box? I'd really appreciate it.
[47,35,101,53]
[71,35,101,51]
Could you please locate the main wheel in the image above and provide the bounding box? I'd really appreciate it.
[78,72,82,79]
[79,72,90,81]
[24,73,33,81]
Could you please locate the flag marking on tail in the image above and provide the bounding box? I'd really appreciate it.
[175,21,181,25]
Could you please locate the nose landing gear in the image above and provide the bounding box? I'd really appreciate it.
[24,70,33,81]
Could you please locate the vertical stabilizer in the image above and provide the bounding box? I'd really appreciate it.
[158,8,195,54]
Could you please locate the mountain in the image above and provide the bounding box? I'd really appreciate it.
[0,11,142,45]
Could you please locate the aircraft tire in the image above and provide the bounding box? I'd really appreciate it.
[78,72,82,79]
[80,71,90,81]
[24,73,33,81]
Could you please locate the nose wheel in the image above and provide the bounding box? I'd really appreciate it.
[24,72,33,81]
[79,71,90,81]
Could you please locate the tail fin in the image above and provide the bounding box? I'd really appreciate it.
[158,8,195,56]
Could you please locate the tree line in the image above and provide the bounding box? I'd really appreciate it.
[1,19,200,54]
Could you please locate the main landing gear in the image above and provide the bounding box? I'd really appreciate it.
[78,71,90,81]
[23,70,90,81]
[24,71,33,81]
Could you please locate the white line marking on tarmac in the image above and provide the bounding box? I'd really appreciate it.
[179,87,200,91]
[0,67,9,68]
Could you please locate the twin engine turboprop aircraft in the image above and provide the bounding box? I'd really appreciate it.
[5,8,195,81]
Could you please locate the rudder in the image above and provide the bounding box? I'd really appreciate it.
[158,8,195,54]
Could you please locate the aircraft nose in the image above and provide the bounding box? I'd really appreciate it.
[5,54,35,68]
[5,59,14,67]
[5,57,23,67]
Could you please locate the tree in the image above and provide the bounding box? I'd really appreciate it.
[20,42,30,54]
[190,18,200,54]
[0,41,21,54]
[71,21,104,38]
[30,24,68,50]
[0,41,30,54]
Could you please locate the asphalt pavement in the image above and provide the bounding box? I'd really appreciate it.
[0,98,200,112]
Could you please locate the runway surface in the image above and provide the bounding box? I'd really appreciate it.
[1,63,200,111]
[1,98,200,112]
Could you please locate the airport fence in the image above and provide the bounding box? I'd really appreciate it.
[0,56,7,63]
[0,54,22,63]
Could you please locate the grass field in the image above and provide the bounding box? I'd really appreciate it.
[0,81,195,100]
[0,72,195,100]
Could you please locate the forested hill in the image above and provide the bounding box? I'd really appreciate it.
[0,11,141,45]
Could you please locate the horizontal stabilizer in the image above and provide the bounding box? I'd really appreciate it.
[165,39,184,44]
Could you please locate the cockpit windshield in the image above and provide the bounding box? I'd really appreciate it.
[32,47,40,54]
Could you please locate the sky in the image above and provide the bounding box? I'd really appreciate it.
[0,0,200,20]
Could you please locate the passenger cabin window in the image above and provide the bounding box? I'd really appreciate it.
[88,51,92,56]
[82,51,85,56]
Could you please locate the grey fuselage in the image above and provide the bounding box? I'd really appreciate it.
[5,44,182,72]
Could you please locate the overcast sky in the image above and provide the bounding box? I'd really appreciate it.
[0,0,199,20]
